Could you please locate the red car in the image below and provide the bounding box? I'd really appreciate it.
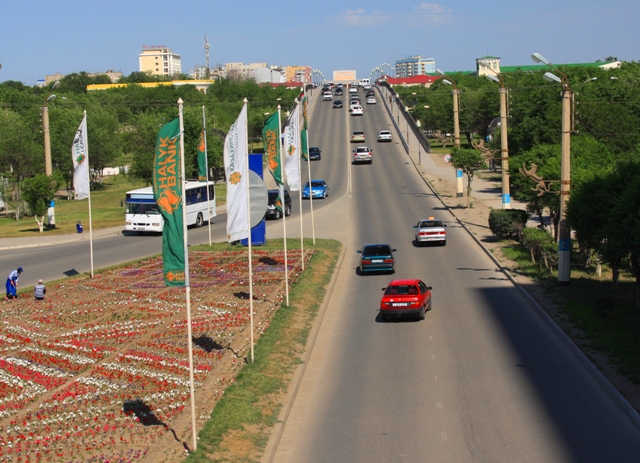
[380,279,432,321]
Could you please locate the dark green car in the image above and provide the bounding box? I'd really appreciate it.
[357,243,396,274]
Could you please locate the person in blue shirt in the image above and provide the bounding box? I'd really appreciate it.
[5,267,23,300]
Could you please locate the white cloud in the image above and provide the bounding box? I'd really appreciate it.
[413,3,453,24]
[333,4,452,29]
[336,8,392,27]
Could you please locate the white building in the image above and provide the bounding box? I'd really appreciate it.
[139,46,182,77]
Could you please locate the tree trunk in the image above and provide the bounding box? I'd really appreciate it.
[35,215,45,233]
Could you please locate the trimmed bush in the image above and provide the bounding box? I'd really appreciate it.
[489,209,529,240]
[521,227,557,271]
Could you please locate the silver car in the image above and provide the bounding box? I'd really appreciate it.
[414,217,447,246]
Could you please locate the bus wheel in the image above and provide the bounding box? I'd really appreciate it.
[196,213,204,228]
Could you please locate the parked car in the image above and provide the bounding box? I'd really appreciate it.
[302,180,329,199]
[377,130,392,142]
[357,243,396,274]
[353,146,373,164]
[266,189,292,220]
[380,279,432,321]
[308,147,321,161]
[351,131,366,143]
[414,217,447,246]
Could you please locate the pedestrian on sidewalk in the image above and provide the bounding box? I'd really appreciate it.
[34,279,46,301]
[5,267,23,300]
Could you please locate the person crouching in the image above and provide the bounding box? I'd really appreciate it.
[34,279,46,301]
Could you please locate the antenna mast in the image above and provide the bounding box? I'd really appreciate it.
[204,34,211,79]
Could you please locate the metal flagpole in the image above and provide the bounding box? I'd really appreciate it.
[244,98,255,363]
[278,105,289,306]
[178,98,198,451]
[202,106,212,246]
[299,94,305,270]
[84,111,94,278]
[307,98,315,245]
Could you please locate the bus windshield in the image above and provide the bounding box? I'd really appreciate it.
[126,203,160,215]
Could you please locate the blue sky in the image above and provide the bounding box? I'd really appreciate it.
[1,0,638,85]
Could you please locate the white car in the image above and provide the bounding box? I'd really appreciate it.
[353,146,373,164]
[349,86,358,94]
[367,96,376,104]
[414,217,447,246]
[351,106,363,116]
[377,130,392,142]
[323,92,332,101]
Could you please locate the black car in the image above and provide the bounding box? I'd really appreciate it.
[334,88,343,96]
[266,189,292,220]
[333,100,343,109]
[309,147,321,160]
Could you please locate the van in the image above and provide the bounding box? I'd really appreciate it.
[360,78,371,88]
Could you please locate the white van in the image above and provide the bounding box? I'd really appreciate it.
[360,78,371,88]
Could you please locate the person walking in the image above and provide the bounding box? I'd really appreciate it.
[34,279,46,301]
[5,267,23,300]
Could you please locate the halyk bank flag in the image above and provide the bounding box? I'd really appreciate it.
[71,115,90,200]
[152,118,185,286]
[224,104,249,243]
[263,112,282,186]
[197,131,208,181]
[283,105,301,191]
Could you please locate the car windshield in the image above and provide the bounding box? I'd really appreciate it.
[306,181,324,188]
[362,245,391,257]
[420,221,443,228]
[385,285,417,295]
[310,148,320,153]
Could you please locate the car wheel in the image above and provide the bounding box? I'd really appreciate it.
[285,205,291,217]
[195,213,204,228]
[419,306,426,320]
[275,209,282,220]
[442,240,447,246]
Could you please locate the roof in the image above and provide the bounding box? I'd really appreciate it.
[387,279,422,286]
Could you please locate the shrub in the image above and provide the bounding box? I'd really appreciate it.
[521,227,557,271]
[488,209,529,240]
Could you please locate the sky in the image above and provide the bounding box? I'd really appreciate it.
[1,0,638,85]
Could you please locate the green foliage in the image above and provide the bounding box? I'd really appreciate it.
[521,227,557,272]
[22,173,62,217]
[488,209,529,240]
[450,148,486,207]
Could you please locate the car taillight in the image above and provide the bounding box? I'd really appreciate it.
[383,259,393,263]
[361,259,371,264]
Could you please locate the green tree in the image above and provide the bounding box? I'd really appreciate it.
[450,148,486,207]
[22,173,62,231]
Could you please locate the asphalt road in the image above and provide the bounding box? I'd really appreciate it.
[267,87,640,463]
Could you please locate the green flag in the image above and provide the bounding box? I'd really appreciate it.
[197,130,207,181]
[301,128,308,161]
[153,118,185,286]
[263,112,282,185]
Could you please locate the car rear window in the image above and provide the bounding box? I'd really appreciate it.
[385,285,417,295]
[363,245,391,256]
[420,221,443,228]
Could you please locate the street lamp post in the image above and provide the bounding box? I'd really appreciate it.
[42,81,60,227]
[480,62,511,209]
[437,70,463,197]
[424,105,431,152]
[416,120,422,165]
[404,105,410,150]
[532,52,572,284]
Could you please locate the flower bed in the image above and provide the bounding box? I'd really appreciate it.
[0,249,312,462]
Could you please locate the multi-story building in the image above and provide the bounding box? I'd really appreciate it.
[395,56,436,78]
[284,65,311,84]
[224,62,267,80]
[139,46,181,77]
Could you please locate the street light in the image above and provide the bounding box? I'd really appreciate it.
[42,80,60,228]
[531,52,572,285]
[436,69,460,149]
[479,61,511,209]
[416,120,422,165]
[437,69,463,197]
[405,105,410,150]
[424,105,431,153]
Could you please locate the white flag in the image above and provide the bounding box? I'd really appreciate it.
[224,105,249,242]
[71,115,90,200]
[284,104,301,191]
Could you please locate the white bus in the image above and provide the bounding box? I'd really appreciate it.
[125,180,216,233]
